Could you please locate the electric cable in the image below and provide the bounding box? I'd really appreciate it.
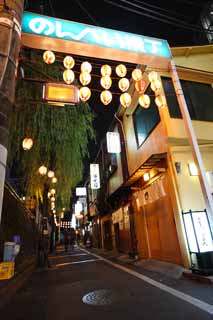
[74,0,100,26]
[103,0,213,34]
[48,0,55,17]
[119,0,200,30]
[128,0,192,20]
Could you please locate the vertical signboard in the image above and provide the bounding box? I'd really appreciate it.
[106,132,121,153]
[90,164,100,189]
[183,210,213,253]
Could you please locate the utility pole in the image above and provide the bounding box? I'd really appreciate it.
[0,0,24,222]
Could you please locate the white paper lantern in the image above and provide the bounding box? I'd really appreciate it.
[100,75,112,90]
[79,72,91,86]
[155,95,167,108]
[63,69,75,84]
[118,78,130,92]
[43,51,55,64]
[150,79,162,92]
[132,68,142,81]
[100,90,112,105]
[101,65,112,76]
[79,87,91,102]
[63,56,75,69]
[120,93,131,108]
[148,71,158,82]
[81,61,92,73]
[138,94,151,109]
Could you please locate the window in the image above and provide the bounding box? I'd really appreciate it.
[162,78,213,122]
[133,85,160,148]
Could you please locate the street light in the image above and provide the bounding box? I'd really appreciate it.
[52,177,57,184]
[38,165,47,176]
[47,170,54,178]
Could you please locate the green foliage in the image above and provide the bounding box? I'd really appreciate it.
[8,52,95,209]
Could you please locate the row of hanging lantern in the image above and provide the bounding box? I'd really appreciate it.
[43,51,166,109]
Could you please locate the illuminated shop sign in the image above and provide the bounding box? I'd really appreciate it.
[106,132,121,154]
[90,164,100,190]
[22,12,171,59]
[76,187,87,196]
[183,211,213,253]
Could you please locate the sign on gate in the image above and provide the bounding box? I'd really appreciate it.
[22,12,171,60]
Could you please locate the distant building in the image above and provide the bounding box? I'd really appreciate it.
[201,1,213,43]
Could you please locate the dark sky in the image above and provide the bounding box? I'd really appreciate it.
[25,0,211,163]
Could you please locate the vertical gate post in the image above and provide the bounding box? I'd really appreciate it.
[0,0,24,222]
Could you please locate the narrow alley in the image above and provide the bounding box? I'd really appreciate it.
[1,246,212,320]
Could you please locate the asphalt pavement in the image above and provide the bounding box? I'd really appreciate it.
[0,246,212,320]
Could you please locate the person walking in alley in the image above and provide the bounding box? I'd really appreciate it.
[38,234,51,268]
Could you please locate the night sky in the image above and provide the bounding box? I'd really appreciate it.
[25,0,211,166]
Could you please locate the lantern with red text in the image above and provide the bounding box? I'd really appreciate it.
[100,90,112,106]
[118,78,130,92]
[63,69,75,84]
[22,137,33,151]
[79,87,91,102]
[135,80,146,94]
[120,93,131,108]
[138,94,150,109]
[43,51,55,64]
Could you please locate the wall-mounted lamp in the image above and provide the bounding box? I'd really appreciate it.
[143,173,150,181]
[188,163,198,176]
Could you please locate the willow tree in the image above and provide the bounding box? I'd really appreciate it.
[7,50,95,210]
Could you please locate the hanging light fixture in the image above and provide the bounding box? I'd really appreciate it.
[118,78,130,92]
[120,93,132,108]
[63,69,75,84]
[115,64,127,77]
[138,94,151,109]
[100,90,112,106]
[38,165,47,176]
[81,61,92,73]
[100,75,112,90]
[101,64,112,77]
[148,71,158,82]
[79,72,91,86]
[47,170,55,178]
[79,87,91,102]
[52,177,57,184]
[150,79,162,92]
[50,197,55,202]
[43,51,55,64]
[22,137,33,151]
[63,55,75,69]
[155,95,167,108]
[135,80,146,94]
[132,68,142,81]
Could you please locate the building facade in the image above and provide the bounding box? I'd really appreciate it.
[86,45,213,268]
